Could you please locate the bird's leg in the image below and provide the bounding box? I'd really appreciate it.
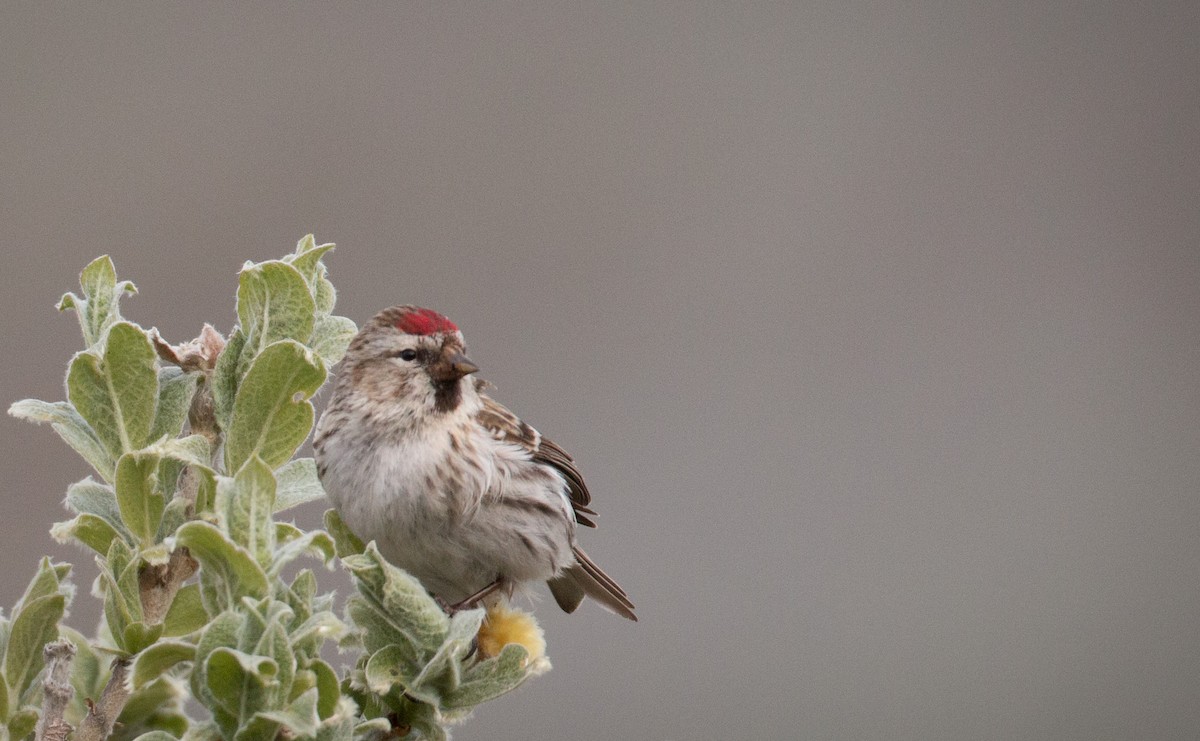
[442,578,505,614]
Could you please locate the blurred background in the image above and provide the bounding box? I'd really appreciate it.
[3,3,1198,739]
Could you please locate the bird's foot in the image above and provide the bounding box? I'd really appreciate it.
[436,579,505,616]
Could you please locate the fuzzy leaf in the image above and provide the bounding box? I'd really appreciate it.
[67,322,158,456]
[412,609,485,698]
[313,275,336,316]
[57,255,137,347]
[270,529,335,577]
[172,522,269,605]
[8,399,115,480]
[365,645,438,705]
[307,659,341,720]
[119,676,189,737]
[51,513,124,554]
[131,733,183,741]
[255,622,295,706]
[283,235,336,284]
[190,611,243,704]
[260,689,320,737]
[211,327,246,431]
[8,709,39,740]
[309,314,357,365]
[205,648,277,717]
[100,540,143,652]
[323,509,365,558]
[224,340,325,471]
[61,626,105,720]
[116,452,165,546]
[344,544,449,654]
[220,458,277,566]
[122,621,165,655]
[65,477,122,521]
[132,641,196,689]
[149,367,200,442]
[286,612,345,660]
[162,584,208,637]
[444,643,535,709]
[14,557,70,612]
[274,458,326,512]
[237,261,316,359]
[5,593,65,701]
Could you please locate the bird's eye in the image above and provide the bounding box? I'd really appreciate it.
[396,349,418,361]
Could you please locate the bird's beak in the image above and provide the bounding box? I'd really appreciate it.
[430,351,479,382]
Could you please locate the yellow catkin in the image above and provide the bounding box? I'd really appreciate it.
[476,603,546,664]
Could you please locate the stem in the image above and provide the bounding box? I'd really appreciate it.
[138,547,198,626]
[76,658,131,741]
[34,640,76,741]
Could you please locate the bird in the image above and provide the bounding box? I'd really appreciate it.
[313,305,636,621]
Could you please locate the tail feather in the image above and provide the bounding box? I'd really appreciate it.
[547,547,637,621]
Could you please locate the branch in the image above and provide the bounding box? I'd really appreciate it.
[76,658,131,741]
[34,640,76,741]
[138,546,198,624]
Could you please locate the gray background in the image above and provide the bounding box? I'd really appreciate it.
[3,3,1198,739]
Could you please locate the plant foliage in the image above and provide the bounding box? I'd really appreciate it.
[6,237,546,740]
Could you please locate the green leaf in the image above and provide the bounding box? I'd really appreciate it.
[100,540,143,652]
[61,626,106,720]
[162,584,208,637]
[255,622,295,706]
[122,621,165,655]
[131,732,184,741]
[211,327,246,431]
[65,476,121,521]
[218,458,277,566]
[145,434,212,467]
[60,477,131,551]
[309,314,357,365]
[119,676,189,737]
[283,235,336,284]
[205,648,277,717]
[313,275,336,316]
[274,458,326,512]
[190,611,243,704]
[444,643,535,709]
[116,452,166,546]
[172,522,269,606]
[132,641,196,689]
[270,529,335,577]
[4,593,65,700]
[308,659,341,720]
[365,644,438,705]
[8,708,39,740]
[237,261,316,359]
[57,255,137,347]
[224,340,325,471]
[260,688,320,737]
[67,322,159,456]
[323,509,365,558]
[14,557,69,612]
[344,544,449,654]
[8,399,115,481]
[286,612,345,660]
[149,367,200,442]
[51,513,125,554]
[233,715,282,741]
[411,609,484,698]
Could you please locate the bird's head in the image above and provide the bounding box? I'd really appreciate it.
[342,305,480,416]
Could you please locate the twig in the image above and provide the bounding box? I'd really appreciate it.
[34,640,76,741]
[138,546,198,624]
[76,658,131,741]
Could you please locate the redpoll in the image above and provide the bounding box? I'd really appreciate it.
[314,306,636,621]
